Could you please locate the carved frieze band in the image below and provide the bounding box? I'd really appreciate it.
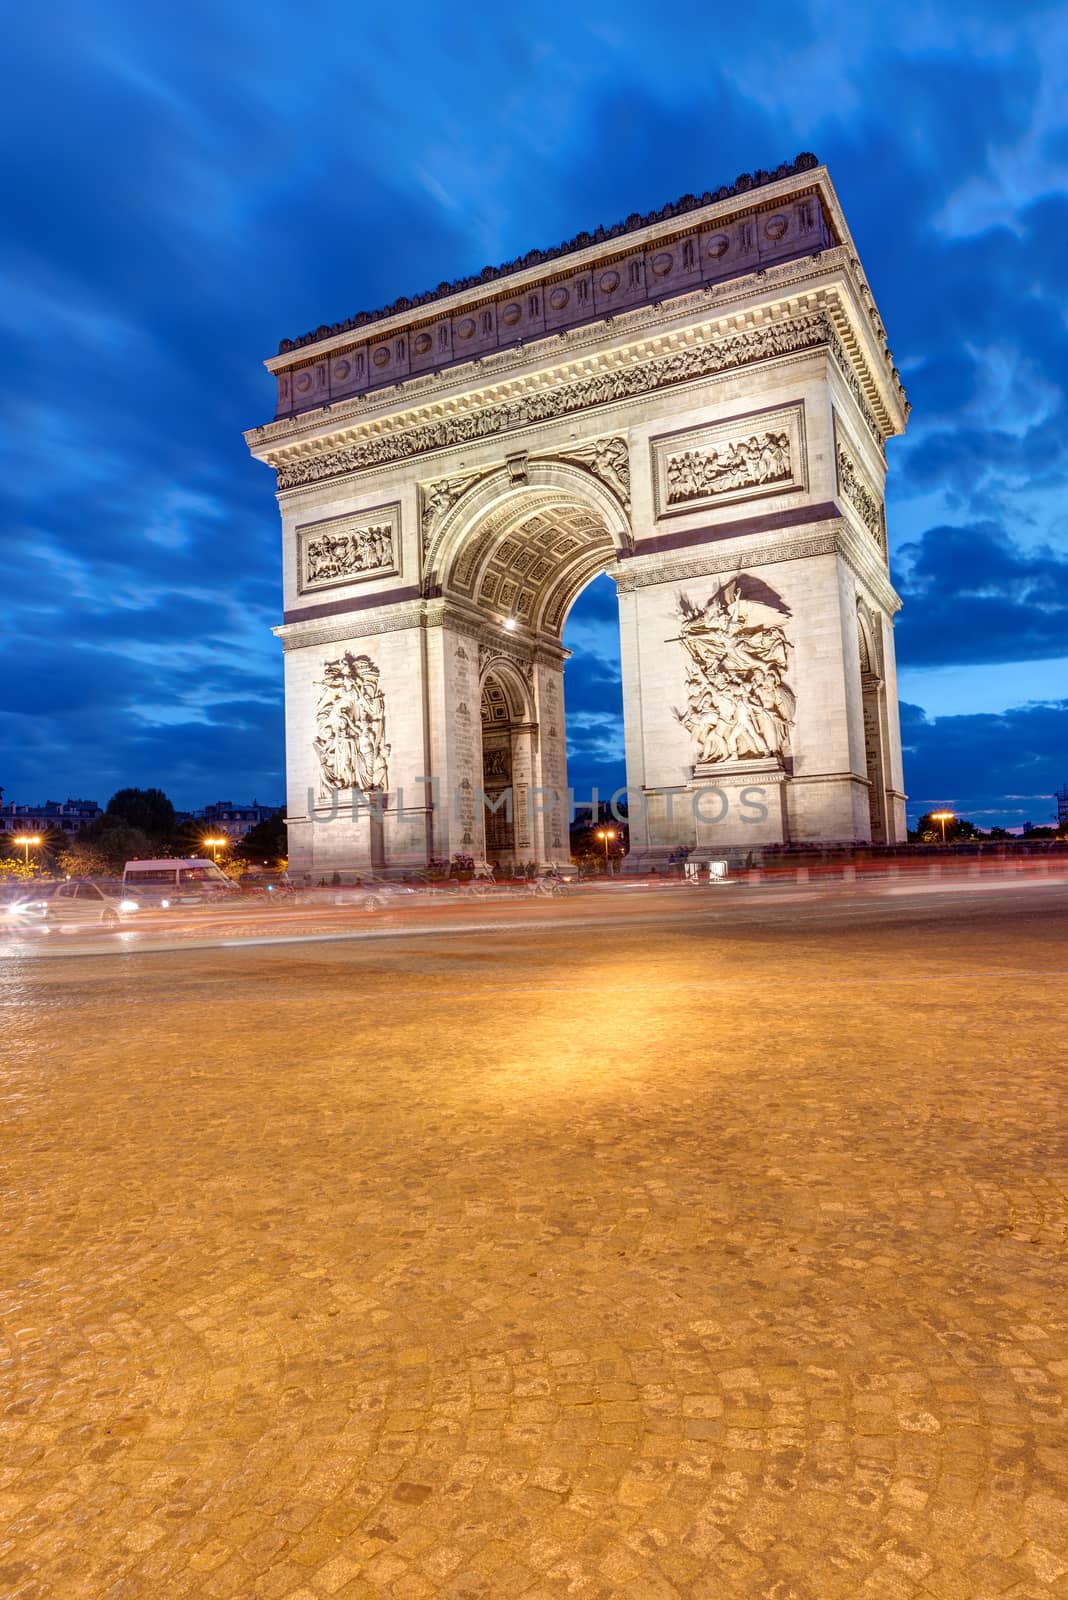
[834,419,886,556]
[651,404,805,518]
[275,311,833,490]
[297,504,400,594]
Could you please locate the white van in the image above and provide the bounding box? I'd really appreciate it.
[122,858,240,908]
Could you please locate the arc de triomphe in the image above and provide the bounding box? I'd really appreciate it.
[245,155,908,876]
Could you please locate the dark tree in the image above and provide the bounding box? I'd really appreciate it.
[239,811,287,864]
[105,787,176,840]
[915,811,981,843]
[70,820,155,873]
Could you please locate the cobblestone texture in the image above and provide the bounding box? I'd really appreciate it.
[1,890,1067,1597]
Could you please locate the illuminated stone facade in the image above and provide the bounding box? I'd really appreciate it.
[245,158,909,875]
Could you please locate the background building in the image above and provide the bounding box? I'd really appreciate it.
[0,798,103,835]
[183,800,282,842]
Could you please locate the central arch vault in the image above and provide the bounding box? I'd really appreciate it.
[247,156,909,877]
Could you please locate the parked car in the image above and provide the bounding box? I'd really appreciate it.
[3,878,139,932]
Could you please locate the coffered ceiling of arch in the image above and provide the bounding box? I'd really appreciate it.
[448,493,615,637]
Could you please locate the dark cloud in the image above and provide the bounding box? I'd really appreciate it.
[901,700,1068,827]
[895,523,1068,666]
[2,4,1067,825]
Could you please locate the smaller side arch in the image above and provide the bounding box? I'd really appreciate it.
[478,652,534,723]
[856,597,885,680]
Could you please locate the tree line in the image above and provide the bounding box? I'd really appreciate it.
[0,788,287,878]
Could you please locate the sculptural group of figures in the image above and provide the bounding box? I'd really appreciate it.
[314,653,389,794]
[306,525,392,583]
[674,583,795,764]
[666,432,790,503]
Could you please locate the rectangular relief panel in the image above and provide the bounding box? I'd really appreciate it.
[833,412,887,558]
[296,503,401,595]
[651,401,807,519]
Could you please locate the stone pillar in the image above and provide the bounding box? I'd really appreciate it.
[510,724,536,865]
[616,541,884,861]
[535,661,570,867]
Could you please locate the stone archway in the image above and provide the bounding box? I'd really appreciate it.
[427,466,628,873]
[251,159,910,877]
[478,661,535,870]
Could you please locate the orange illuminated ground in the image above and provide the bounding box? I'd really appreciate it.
[1,882,1066,1597]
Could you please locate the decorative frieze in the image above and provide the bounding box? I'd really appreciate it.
[313,652,389,796]
[297,505,399,593]
[252,249,903,459]
[651,404,805,518]
[275,312,831,490]
[277,155,822,355]
[835,427,886,555]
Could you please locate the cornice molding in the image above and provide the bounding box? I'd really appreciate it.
[614,525,842,590]
[269,308,848,492]
[613,516,901,616]
[249,244,903,457]
[273,596,569,660]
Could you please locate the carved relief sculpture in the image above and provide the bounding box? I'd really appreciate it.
[666,430,790,504]
[836,439,886,555]
[651,403,806,517]
[314,652,390,796]
[421,475,479,549]
[298,506,398,593]
[672,580,795,765]
[307,525,391,581]
[555,436,631,508]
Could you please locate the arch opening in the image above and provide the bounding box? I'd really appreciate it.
[442,478,627,871]
[858,605,888,844]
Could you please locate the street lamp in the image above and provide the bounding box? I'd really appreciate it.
[930,810,955,844]
[595,827,615,872]
[203,836,227,863]
[13,834,41,867]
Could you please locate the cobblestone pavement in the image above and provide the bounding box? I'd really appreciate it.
[1,887,1067,1599]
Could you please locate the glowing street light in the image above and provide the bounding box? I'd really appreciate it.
[930,810,955,844]
[595,827,616,870]
[203,836,228,863]
[13,834,42,867]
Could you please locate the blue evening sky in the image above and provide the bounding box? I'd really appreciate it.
[3,2,1067,827]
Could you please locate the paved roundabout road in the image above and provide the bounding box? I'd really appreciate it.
[0,886,1066,1598]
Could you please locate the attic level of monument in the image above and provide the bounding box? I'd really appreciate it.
[276,154,826,354]
[262,160,907,434]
